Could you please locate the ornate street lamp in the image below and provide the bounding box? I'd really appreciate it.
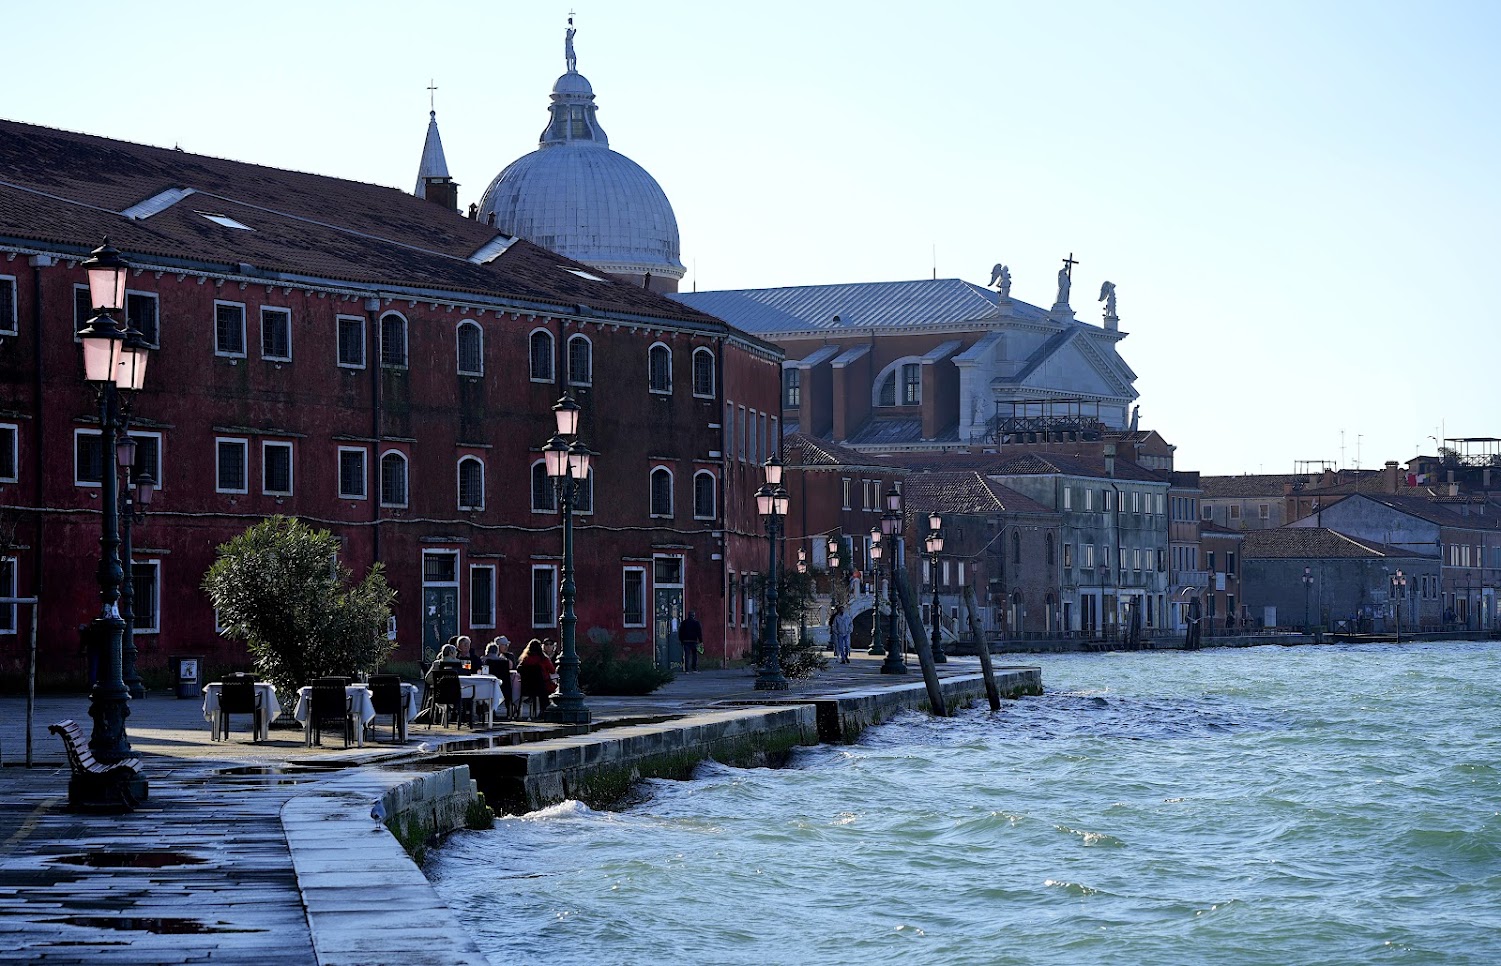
[1302,566,1314,635]
[867,527,884,655]
[78,239,145,767]
[755,456,790,690]
[543,393,591,723]
[924,514,947,664]
[879,485,907,675]
[1389,569,1406,643]
[114,428,154,700]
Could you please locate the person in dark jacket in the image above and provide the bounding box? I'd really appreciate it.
[678,611,703,672]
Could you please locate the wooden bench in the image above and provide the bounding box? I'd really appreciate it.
[49,719,145,812]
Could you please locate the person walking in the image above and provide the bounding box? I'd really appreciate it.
[678,611,703,672]
[830,604,854,664]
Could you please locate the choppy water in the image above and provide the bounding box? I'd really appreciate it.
[429,642,1501,965]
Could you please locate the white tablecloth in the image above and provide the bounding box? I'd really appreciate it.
[461,674,504,728]
[293,683,415,746]
[201,682,282,741]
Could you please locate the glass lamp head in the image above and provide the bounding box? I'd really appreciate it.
[115,434,138,469]
[552,393,581,437]
[543,435,570,478]
[764,455,784,487]
[81,238,128,313]
[134,471,156,506]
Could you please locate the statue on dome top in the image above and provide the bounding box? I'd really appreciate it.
[1099,280,1117,320]
[989,263,1012,299]
[565,17,578,72]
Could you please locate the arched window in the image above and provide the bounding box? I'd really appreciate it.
[693,471,716,519]
[573,468,594,513]
[877,371,896,407]
[874,357,923,407]
[380,451,408,507]
[531,460,556,512]
[456,321,483,376]
[692,347,715,397]
[567,334,592,386]
[650,467,673,517]
[1046,533,1055,566]
[529,329,554,382]
[648,343,671,393]
[1013,531,1022,564]
[457,456,484,510]
[380,313,407,369]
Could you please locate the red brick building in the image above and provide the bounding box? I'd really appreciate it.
[0,119,779,683]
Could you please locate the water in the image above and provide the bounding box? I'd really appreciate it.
[429,642,1501,965]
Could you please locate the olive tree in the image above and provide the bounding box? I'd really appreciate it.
[202,516,395,697]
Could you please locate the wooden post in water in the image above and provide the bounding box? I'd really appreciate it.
[963,584,1002,711]
[894,566,947,717]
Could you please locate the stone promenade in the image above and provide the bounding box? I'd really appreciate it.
[0,654,1035,964]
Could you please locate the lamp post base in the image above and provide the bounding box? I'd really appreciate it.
[542,700,592,725]
[879,654,908,674]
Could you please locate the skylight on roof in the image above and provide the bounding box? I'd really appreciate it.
[197,211,253,231]
[563,267,607,282]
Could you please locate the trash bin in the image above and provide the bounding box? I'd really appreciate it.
[171,656,203,699]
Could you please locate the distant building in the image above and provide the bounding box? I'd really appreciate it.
[1241,528,1437,633]
[675,272,1139,453]
[1198,523,1246,631]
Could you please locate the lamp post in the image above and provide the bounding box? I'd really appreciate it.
[867,527,884,655]
[115,425,155,700]
[543,393,591,723]
[755,456,790,690]
[78,239,145,764]
[1389,569,1406,643]
[795,546,808,648]
[1302,566,1313,635]
[880,485,908,675]
[924,513,947,665]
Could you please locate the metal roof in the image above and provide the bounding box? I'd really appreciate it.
[674,278,1054,336]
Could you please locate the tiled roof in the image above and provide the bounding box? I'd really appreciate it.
[1242,528,1420,560]
[782,433,898,471]
[843,417,961,446]
[1328,494,1501,532]
[0,118,731,330]
[1199,522,1247,537]
[1199,474,1312,498]
[673,278,1052,336]
[872,450,1167,483]
[901,472,1055,516]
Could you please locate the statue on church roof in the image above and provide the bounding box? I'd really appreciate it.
[1099,280,1117,320]
[565,17,578,72]
[989,263,1011,299]
[1055,256,1075,308]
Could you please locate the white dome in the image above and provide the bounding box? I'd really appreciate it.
[477,66,684,282]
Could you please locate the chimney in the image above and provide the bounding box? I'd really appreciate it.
[421,177,459,212]
[1104,443,1116,478]
[1385,461,1399,494]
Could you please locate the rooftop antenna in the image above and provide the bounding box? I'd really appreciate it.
[1356,434,1363,471]
[931,243,936,280]
[1339,429,1345,470]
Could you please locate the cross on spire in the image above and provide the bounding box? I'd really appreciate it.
[427,79,438,113]
[1062,252,1079,278]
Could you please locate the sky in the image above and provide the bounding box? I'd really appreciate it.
[9,1,1500,475]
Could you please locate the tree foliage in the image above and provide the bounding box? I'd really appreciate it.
[202,516,396,697]
[746,566,829,679]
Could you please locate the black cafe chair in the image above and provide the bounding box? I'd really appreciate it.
[518,662,549,720]
[217,673,263,742]
[305,677,353,748]
[368,674,407,743]
[428,671,467,730]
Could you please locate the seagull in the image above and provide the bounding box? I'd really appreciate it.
[371,800,387,823]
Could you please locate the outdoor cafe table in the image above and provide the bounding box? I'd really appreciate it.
[292,682,421,746]
[459,673,505,728]
[201,681,282,741]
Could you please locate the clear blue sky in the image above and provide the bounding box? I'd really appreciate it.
[11,1,1499,475]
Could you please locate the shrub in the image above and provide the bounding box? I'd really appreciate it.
[202,516,396,698]
[579,643,674,695]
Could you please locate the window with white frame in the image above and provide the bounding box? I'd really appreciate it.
[692,347,715,397]
[0,423,17,482]
[0,276,15,336]
[650,467,673,517]
[567,334,592,386]
[842,478,851,510]
[337,447,367,500]
[457,456,485,511]
[749,409,759,464]
[336,315,365,368]
[531,460,556,512]
[457,321,483,376]
[262,441,293,495]
[623,567,646,627]
[215,301,247,357]
[469,564,496,628]
[380,451,408,507]
[0,556,15,633]
[529,329,554,381]
[531,565,558,627]
[217,438,248,493]
[261,307,292,361]
[74,430,160,487]
[693,471,716,519]
[380,313,407,368]
[131,560,160,634]
[648,343,671,393]
[125,291,159,346]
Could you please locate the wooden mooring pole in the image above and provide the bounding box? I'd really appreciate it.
[893,568,947,717]
[963,584,1002,711]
